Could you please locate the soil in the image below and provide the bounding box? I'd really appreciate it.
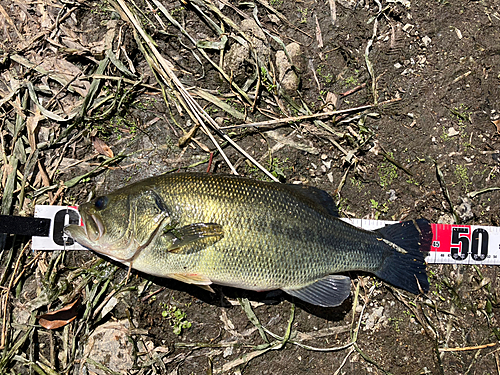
[1,0,500,374]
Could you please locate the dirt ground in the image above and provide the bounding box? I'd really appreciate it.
[1,0,500,374]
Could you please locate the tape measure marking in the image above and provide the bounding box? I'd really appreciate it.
[33,205,86,250]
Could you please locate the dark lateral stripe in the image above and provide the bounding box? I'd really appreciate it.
[0,215,51,237]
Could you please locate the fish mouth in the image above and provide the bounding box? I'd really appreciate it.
[64,210,105,247]
[82,212,105,242]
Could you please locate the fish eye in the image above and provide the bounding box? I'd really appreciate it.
[94,196,109,210]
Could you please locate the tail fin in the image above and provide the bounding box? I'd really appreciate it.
[374,219,432,294]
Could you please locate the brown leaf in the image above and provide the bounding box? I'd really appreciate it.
[92,136,114,158]
[492,119,500,134]
[38,299,80,330]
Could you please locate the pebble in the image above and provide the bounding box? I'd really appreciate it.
[363,306,385,331]
[81,320,134,375]
[447,127,459,137]
[457,197,474,222]
[438,213,455,224]
[387,189,397,202]
[422,35,432,46]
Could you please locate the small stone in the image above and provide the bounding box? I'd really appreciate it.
[215,117,225,126]
[223,346,234,358]
[81,320,134,375]
[402,23,414,32]
[223,19,270,85]
[327,172,334,183]
[438,213,455,224]
[363,306,384,331]
[387,189,397,202]
[457,197,473,222]
[275,42,302,94]
[422,35,432,46]
[268,14,280,23]
[447,127,459,137]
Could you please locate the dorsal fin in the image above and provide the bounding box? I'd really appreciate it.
[282,184,339,217]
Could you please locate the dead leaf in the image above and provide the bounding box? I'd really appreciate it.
[492,119,500,134]
[92,137,114,158]
[38,299,80,330]
[26,108,43,151]
[1,164,12,188]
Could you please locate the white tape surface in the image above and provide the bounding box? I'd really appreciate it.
[33,206,500,265]
[32,206,86,250]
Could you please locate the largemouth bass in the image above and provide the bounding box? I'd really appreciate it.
[65,172,432,307]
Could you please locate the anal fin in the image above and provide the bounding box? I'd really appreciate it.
[282,275,351,307]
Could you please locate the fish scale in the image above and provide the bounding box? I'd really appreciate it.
[66,172,432,307]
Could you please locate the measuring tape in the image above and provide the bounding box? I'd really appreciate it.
[31,205,500,265]
[341,218,500,266]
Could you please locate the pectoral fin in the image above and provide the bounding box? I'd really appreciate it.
[165,223,224,253]
[282,275,351,307]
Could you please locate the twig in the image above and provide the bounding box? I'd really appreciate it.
[140,287,165,303]
[206,152,214,173]
[0,4,22,40]
[439,342,497,352]
[118,0,236,173]
[220,99,401,130]
[333,346,355,375]
[45,72,83,110]
[467,186,500,198]
[339,82,367,97]
[334,164,352,198]
[380,148,413,176]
